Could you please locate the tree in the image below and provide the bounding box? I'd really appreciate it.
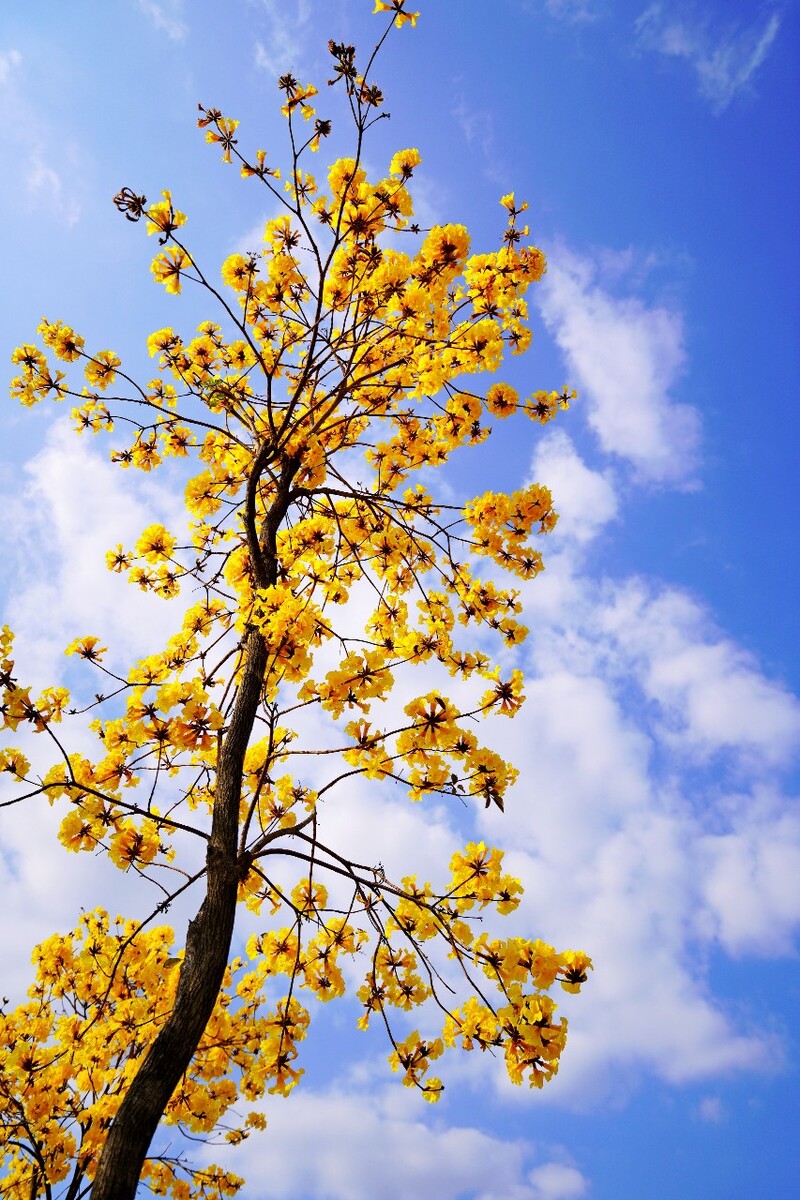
[0,2,590,1196]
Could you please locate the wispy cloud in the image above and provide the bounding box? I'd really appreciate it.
[137,0,187,41]
[544,0,599,22]
[25,150,81,226]
[697,1095,724,1123]
[253,0,314,77]
[0,47,22,83]
[538,246,701,486]
[635,4,781,113]
[451,95,508,186]
[516,0,600,22]
[0,51,84,225]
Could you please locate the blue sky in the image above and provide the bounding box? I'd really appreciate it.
[1,2,798,1198]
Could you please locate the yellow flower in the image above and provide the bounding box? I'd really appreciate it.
[221,253,257,292]
[0,747,30,777]
[147,327,180,357]
[84,349,121,390]
[328,157,365,198]
[500,192,528,214]
[106,544,131,573]
[39,318,85,361]
[65,635,107,661]
[485,382,519,418]
[135,524,177,563]
[151,246,193,294]
[11,342,47,374]
[146,189,187,238]
[373,0,420,27]
[389,147,422,178]
[205,116,240,163]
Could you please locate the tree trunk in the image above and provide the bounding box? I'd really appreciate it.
[90,627,267,1200]
[91,452,291,1199]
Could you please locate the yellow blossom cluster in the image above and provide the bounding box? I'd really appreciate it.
[0,910,268,1198]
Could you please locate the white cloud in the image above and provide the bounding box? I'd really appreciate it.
[635,5,781,113]
[1,419,186,687]
[529,1162,589,1199]
[0,48,22,83]
[538,246,700,486]
[477,672,777,1098]
[0,422,203,1001]
[208,1084,588,1200]
[0,788,167,1001]
[530,429,618,543]
[698,796,800,956]
[442,435,800,1100]
[596,581,800,765]
[486,511,798,1098]
[137,0,187,41]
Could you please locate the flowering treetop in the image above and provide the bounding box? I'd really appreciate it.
[1,3,589,1197]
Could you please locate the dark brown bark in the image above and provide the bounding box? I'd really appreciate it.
[91,458,292,1199]
[90,627,266,1200]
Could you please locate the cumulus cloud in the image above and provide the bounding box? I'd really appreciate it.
[0,423,210,1002]
[208,1084,588,1200]
[1,420,186,686]
[596,581,800,766]
[458,435,800,1099]
[0,787,163,1001]
[476,676,778,1098]
[635,4,781,113]
[697,796,800,956]
[538,246,700,486]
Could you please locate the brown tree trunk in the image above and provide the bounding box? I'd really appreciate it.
[90,452,291,1199]
[90,627,267,1200]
